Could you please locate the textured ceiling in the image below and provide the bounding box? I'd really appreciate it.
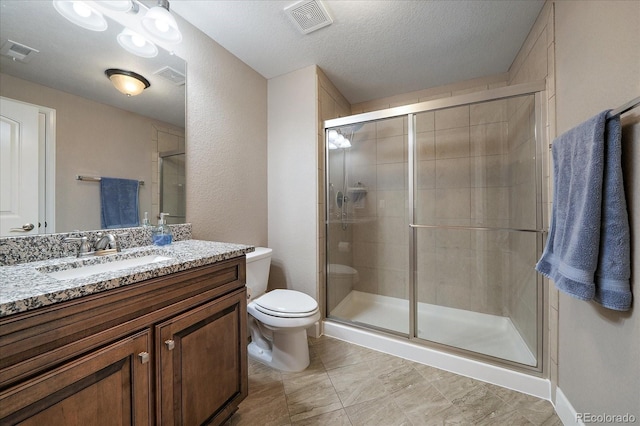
[171,0,545,104]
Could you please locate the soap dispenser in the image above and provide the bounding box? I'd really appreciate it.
[142,212,152,228]
[153,213,173,246]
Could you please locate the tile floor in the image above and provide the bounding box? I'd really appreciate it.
[225,336,563,426]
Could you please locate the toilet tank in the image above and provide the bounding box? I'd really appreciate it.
[245,247,272,300]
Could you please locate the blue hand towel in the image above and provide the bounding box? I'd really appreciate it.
[594,116,631,310]
[535,111,631,311]
[100,177,140,229]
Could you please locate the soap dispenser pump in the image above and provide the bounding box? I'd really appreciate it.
[153,213,173,246]
[142,212,152,228]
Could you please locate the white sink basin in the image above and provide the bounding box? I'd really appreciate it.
[43,255,173,281]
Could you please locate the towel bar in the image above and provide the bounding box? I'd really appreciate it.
[76,175,144,185]
[606,96,639,119]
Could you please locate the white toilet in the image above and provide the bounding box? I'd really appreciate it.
[245,247,320,372]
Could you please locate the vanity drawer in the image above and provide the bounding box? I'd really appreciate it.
[0,256,246,389]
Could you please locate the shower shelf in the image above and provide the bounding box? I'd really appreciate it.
[347,185,367,205]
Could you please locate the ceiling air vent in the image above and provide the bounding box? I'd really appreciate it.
[154,66,186,86]
[0,40,40,63]
[284,0,333,34]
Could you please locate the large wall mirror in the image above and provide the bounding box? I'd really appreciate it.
[0,1,186,235]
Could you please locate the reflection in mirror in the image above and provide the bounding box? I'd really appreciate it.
[0,1,186,235]
[159,150,186,225]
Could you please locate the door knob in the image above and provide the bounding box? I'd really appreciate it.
[165,340,175,351]
[10,223,35,232]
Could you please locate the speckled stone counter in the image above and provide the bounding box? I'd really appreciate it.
[0,240,254,317]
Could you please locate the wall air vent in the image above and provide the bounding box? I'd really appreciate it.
[284,0,333,35]
[153,66,186,86]
[0,40,40,63]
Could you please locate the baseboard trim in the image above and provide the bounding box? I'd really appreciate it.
[555,387,582,425]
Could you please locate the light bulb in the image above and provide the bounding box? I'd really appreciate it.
[155,19,170,33]
[72,1,92,18]
[131,34,146,47]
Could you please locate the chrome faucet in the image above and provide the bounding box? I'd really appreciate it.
[94,232,127,253]
[94,233,117,251]
[64,232,126,257]
[63,235,93,258]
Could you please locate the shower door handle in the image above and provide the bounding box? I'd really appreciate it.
[409,224,546,233]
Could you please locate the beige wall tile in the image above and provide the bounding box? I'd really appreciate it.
[435,127,470,159]
[376,135,405,164]
[435,105,470,130]
[416,111,435,133]
[470,122,508,156]
[470,99,507,125]
[377,163,405,191]
[436,157,471,188]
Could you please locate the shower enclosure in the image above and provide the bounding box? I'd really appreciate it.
[159,150,186,225]
[325,82,546,371]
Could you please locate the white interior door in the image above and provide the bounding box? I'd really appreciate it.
[0,97,39,236]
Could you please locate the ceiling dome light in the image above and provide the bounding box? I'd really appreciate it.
[53,1,108,32]
[141,0,182,44]
[105,69,150,96]
[117,29,158,58]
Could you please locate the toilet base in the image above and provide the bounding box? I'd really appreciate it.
[248,327,311,372]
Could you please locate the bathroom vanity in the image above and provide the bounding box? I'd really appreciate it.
[0,238,252,425]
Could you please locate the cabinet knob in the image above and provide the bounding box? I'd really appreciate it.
[165,339,175,351]
[138,352,150,364]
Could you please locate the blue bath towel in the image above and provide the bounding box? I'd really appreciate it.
[535,111,631,311]
[100,177,140,229]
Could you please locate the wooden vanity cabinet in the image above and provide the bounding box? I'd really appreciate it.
[157,290,247,425]
[0,256,248,426]
[0,331,152,426]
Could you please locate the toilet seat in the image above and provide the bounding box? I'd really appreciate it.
[253,289,319,318]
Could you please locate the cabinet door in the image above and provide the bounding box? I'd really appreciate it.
[156,288,247,426]
[0,330,152,425]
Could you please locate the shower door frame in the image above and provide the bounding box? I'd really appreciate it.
[324,81,548,374]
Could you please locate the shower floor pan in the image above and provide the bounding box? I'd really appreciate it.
[330,290,536,366]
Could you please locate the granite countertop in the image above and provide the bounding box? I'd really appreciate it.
[0,240,254,317]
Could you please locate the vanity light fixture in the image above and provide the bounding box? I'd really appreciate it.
[117,28,158,58]
[52,0,108,32]
[52,0,182,57]
[141,0,183,44]
[105,69,150,96]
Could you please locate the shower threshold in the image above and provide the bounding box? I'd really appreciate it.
[330,290,536,366]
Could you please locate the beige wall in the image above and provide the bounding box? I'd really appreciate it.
[267,66,318,299]
[0,73,182,232]
[554,0,639,418]
[170,15,268,246]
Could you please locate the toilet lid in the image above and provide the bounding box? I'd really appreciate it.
[254,289,318,317]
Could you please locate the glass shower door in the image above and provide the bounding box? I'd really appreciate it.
[412,94,542,367]
[326,117,410,335]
